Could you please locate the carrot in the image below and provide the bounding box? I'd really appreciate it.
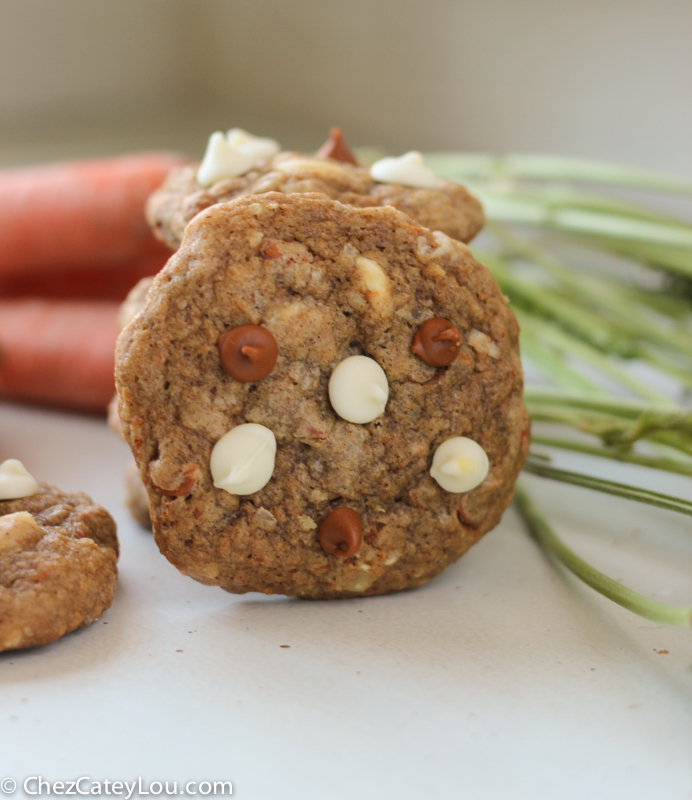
[0,300,120,412]
[0,251,168,301]
[0,152,187,279]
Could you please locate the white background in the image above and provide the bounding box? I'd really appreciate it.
[0,0,691,176]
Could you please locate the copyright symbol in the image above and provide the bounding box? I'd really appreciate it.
[1,779,16,794]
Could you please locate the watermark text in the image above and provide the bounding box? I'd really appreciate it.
[0,778,232,797]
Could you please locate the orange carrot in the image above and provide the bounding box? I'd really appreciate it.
[0,300,120,411]
[0,152,186,278]
[0,251,168,301]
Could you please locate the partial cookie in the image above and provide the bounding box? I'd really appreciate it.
[146,138,483,251]
[117,192,527,599]
[108,277,155,529]
[0,478,118,652]
[124,461,151,528]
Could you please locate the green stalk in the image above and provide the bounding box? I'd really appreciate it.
[615,284,692,321]
[514,482,692,627]
[515,310,670,403]
[424,152,692,196]
[523,460,692,516]
[640,346,692,392]
[525,397,692,456]
[469,189,692,256]
[519,327,602,394]
[589,237,692,278]
[525,405,655,447]
[530,435,692,478]
[523,389,677,416]
[490,224,692,358]
[481,253,639,357]
[648,431,692,459]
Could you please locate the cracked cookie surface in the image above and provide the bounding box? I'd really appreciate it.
[117,192,527,598]
[0,485,118,651]
[146,151,484,251]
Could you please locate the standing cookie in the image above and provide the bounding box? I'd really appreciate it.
[117,193,527,599]
[146,129,483,250]
[0,460,118,651]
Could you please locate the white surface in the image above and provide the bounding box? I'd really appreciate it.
[1,401,691,800]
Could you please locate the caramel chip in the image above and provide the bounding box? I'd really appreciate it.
[218,324,278,382]
[315,128,359,166]
[319,507,362,558]
[411,318,461,367]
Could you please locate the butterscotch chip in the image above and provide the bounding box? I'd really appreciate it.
[0,484,118,651]
[315,128,359,165]
[116,193,527,599]
[319,507,363,558]
[218,325,278,382]
[146,149,483,250]
[412,318,462,366]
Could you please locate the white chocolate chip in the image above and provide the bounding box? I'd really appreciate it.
[210,423,276,496]
[468,329,501,359]
[0,511,44,555]
[370,151,443,189]
[226,128,280,163]
[328,356,389,424]
[0,459,39,500]
[197,129,280,187]
[355,256,392,316]
[197,132,256,187]
[430,437,489,494]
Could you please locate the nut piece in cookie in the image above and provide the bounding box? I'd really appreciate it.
[117,193,527,599]
[146,129,483,250]
[0,478,118,652]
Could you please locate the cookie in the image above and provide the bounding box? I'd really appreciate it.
[116,192,527,599]
[146,133,483,251]
[0,478,118,651]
